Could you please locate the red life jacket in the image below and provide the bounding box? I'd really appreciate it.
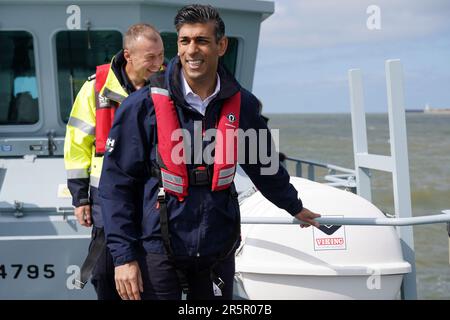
[151,87,241,201]
[94,63,167,155]
[94,63,117,156]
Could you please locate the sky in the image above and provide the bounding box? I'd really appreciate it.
[252,0,450,113]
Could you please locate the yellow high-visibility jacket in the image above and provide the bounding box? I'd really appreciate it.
[64,54,128,213]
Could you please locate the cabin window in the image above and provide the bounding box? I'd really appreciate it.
[161,32,239,75]
[55,31,122,122]
[0,31,39,125]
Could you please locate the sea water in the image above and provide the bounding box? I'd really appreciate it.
[267,113,450,299]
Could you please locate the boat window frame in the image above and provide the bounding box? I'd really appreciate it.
[0,29,43,132]
[52,28,124,124]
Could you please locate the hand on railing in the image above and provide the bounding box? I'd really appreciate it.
[295,207,321,228]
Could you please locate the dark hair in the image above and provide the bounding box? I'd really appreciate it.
[174,4,225,42]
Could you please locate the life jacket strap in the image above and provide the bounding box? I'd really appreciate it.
[75,227,106,289]
[157,188,190,294]
[154,165,219,188]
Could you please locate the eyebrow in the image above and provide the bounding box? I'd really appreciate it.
[179,36,212,41]
[144,52,163,57]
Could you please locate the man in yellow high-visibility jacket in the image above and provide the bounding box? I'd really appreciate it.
[64,23,164,299]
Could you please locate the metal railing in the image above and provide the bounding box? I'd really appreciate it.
[241,211,450,227]
[285,156,357,192]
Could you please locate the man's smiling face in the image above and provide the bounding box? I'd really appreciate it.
[177,22,227,86]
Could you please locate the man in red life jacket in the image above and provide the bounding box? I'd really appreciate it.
[100,5,321,300]
[64,23,164,299]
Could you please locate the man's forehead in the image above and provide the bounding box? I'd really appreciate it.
[178,22,215,37]
[133,38,163,51]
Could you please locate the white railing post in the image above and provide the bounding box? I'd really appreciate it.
[349,69,372,202]
[347,60,417,299]
[385,59,417,299]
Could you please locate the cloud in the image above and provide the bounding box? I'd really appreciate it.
[260,0,450,48]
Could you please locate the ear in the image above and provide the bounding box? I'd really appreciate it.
[124,48,132,63]
[217,36,228,57]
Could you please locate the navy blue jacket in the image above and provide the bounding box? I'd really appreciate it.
[99,57,303,266]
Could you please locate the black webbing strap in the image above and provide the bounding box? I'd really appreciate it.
[75,227,106,289]
[157,188,190,294]
[209,184,241,291]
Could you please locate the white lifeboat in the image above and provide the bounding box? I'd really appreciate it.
[234,170,411,300]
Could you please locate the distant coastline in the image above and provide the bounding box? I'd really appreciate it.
[406,105,450,114]
[423,104,450,114]
[423,108,450,114]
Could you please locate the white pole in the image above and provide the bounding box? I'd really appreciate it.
[385,59,417,299]
[348,69,372,202]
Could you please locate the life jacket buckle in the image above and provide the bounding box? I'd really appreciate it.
[157,187,166,202]
[189,166,210,186]
[214,276,224,290]
[74,279,86,289]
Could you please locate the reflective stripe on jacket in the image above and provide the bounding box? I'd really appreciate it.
[64,55,128,213]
